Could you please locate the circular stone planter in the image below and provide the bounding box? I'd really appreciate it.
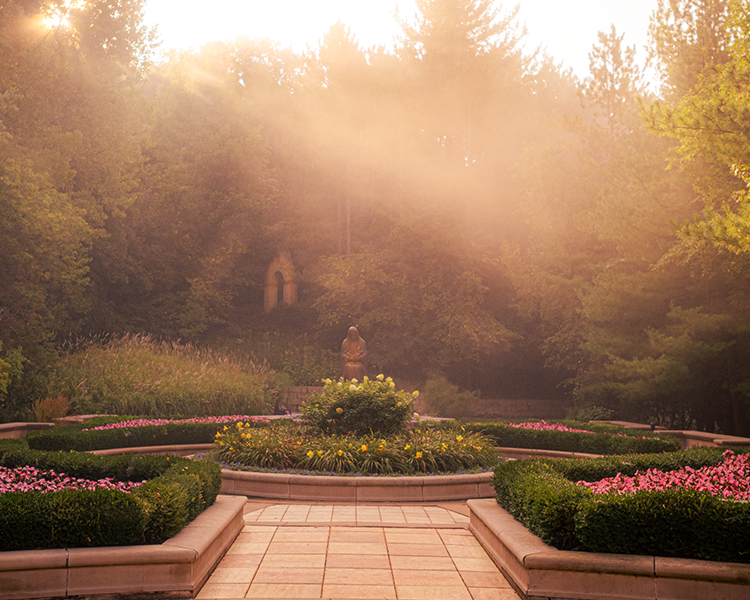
[220,468,494,502]
[88,444,495,502]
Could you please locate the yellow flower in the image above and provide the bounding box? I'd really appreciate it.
[360,444,368,452]
[337,449,344,456]
[223,426,228,431]
[336,407,344,414]
[456,435,463,442]
[307,450,314,458]
[477,446,482,451]
[376,374,384,381]
[415,451,423,459]
[317,450,323,456]
[413,390,419,397]
[404,444,411,450]
[219,441,224,446]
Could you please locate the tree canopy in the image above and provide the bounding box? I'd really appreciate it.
[3,0,750,433]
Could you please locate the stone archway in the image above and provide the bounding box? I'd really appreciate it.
[264,251,298,312]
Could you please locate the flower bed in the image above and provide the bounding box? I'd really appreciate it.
[0,465,143,494]
[212,421,496,475]
[26,415,270,452]
[465,419,679,455]
[491,446,750,562]
[0,441,221,551]
[579,450,750,501]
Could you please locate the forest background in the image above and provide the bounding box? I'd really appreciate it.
[3,0,750,434]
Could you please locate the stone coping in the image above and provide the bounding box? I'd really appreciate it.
[0,422,55,439]
[221,468,495,502]
[468,498,750,600]
[0,495,246,600]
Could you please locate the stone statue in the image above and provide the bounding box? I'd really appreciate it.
[339,326,367,381]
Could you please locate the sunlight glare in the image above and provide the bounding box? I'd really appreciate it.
[42,1,80,30]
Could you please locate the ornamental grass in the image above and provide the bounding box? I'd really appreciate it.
[45,334,275,416]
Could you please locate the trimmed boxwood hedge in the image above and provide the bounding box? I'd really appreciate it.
[25,417,270,452]
[0,444,222,551]
[491,447,750,562]
[464,421,680,455]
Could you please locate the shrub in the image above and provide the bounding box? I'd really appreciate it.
[0,489,145,550]
[465,421,680,455]
[300,375,416,437]
[26,416,270,452]
[423,376,480,418]
[0,445,222,550]
[491,447,750,561]
[575,489,750,563]
[32,395,69,422]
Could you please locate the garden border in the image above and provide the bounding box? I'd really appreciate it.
[0,495,246,600]
[468,498,750,600]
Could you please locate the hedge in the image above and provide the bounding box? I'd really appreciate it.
[25,418,270,452]
[464,421,680,455]
[491,447,750,562]
[0,447,222,551]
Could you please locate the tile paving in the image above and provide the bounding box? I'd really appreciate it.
[197,502,522,600]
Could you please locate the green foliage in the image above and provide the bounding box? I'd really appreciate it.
[45,335,274,416]
[313,220,517,384]
[0,489,145,551]
[214,421,497,475]
[26,418,269,452]
[491,447,750,560]
[423,375,481,418]
[300,376,415,436]
[575,488,750,562]
[464,421,680,455]
[0,444,222,550]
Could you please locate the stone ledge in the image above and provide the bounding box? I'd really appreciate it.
[0,422,55,439]
[222,468,494,502]
[468,498,750,600]
[0,495,246,600]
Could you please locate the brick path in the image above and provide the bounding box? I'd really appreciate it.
[196,502,521,600]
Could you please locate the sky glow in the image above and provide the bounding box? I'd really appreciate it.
[144,0,658,80]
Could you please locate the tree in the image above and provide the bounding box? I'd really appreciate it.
[313,218,515,387]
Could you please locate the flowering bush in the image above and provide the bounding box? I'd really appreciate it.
[300,375,416,436]
[83,415,268,431]
[0,465,143,494]
[212,421,496,475]
[578,450,750,501]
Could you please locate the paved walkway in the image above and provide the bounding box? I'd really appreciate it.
[197,501,521,600]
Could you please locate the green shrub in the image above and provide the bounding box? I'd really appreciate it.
[465,421,680,455]
[492,459,587,550]
[0,446,222,550]
[0,489,145,550]
[575,489,750,563]
[300,376,416,437]
[491,448,750,561]
[423,376,480,418]
[26,418,270,452]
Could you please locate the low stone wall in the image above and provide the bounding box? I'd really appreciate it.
[221,469,494,502]
[279,386,323,411]
[0,495,246,600]
[463,398,568,420]
[468,499,750,600]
